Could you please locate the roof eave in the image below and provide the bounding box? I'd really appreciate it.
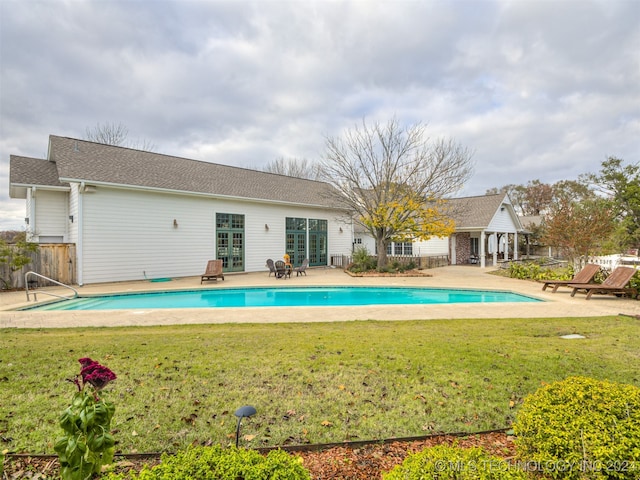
[58,177,342,210]
[9,183,70,199]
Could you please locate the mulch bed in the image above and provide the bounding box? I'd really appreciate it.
[2,431,516,479]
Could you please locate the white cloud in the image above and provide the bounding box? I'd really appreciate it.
[1,0,638,230]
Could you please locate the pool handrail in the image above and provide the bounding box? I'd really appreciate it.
[25,271,79,302]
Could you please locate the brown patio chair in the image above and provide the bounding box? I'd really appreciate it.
[201,259,225,283]
[274,260,290,279]
[266,259,277,277]
[540,263,600,293]
[293,258,309,276]
[568,266,638,300]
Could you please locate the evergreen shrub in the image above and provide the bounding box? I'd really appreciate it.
[383,444,528,479]
[513,376,640,479]
[103,446,310,480]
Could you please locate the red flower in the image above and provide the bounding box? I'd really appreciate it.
[78,357,96,368]
[77,358,116,391]
[84,365,117,390]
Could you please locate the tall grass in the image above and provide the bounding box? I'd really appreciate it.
[1,316,638,454]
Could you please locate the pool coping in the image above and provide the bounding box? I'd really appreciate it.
[17,285,544,311]
[1,266,639,328]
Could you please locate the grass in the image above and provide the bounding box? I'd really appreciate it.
[1,316,638,455]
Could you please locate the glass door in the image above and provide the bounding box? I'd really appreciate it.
[308,219,327,266]
[285,217,307,267]
[216,213,244,272]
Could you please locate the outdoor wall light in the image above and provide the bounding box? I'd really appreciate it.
[265,224,269,231]
[173,219,178,228]
[69,215,74,223]
[339,227,343,233]
[234,405,257,448]
[25,218,29,225]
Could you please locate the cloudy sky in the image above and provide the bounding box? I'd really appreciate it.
[1,0,638,231]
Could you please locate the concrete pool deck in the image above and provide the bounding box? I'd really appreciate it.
[1,265,639,328]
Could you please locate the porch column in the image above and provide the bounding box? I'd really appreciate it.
[513,231,518,260]
[503,233,508,261]
[480,231,486,268]
[450,234,457,265]
[492,233,498,266]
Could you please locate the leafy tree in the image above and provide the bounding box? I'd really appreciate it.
[487,180,553,216]
[0,237,39,289]
[263,157,322,180]
[84,122,156,151]
[583,157,640,251]
[320,118,473,269]
[541,196,616,263]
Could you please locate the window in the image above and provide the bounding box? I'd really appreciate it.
[470,237,479,255]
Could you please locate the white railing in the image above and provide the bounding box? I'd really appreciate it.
[587,254,640,271]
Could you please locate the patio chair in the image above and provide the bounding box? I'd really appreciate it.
[540,263,600,293]
[293,258,309,276]
[201,259,224,283]
[274,260,290,279]
[266,259,277,277]
[568,266,638,300]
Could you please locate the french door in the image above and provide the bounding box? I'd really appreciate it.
[216,213,244,272]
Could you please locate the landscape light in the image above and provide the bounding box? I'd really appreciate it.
[234,405,257,448]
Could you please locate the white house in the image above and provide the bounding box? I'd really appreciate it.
[9,135,354,285]
[445,194,524,268]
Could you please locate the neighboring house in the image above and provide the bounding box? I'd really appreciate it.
[9,135,353,285]
[354,193,524,268]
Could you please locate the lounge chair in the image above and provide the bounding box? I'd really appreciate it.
[540,264,600,293]
[266,259,277,277]
[568,266,638,300]
[201,259,224,283]
[274,260,290,279]
[294,258,309,276]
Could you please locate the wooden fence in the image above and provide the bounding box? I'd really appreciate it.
[1,243,76,289]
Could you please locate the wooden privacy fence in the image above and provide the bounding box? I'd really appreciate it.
[1,243,76,289]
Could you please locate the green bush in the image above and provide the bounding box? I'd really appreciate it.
[103,446,310,480]
[513,376,640,479]
[349,247,376,273]
[383,444,528,479]
[508,261,574,281]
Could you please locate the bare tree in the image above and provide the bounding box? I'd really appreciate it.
[320,118,474,268]
[84,122,156,151]
[263,157,322,180]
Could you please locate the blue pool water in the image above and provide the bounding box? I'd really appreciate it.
[25,286,541,311]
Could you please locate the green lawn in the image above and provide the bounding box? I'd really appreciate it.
[1,316,638,454]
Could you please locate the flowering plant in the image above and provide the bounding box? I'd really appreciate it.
[54,358,117,480]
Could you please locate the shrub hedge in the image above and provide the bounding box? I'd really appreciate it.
[383,444,528,480]
[103,446,310,480]
[513,376,640,479]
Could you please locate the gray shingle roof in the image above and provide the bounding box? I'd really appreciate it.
[12,135,345,208]
[446,193,508,229]
[9,155,69,198]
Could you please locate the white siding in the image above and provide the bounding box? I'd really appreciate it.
[487,206,520,232]
[33,190,69,242]
[68,184,79,244]
[412,236,449,256]
[80,187,353,284]
[26,189,34,241]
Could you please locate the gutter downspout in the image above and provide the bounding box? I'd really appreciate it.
[29,187,37,240]
[77,182,84,286]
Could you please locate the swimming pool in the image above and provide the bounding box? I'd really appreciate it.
[24,286,541,311]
